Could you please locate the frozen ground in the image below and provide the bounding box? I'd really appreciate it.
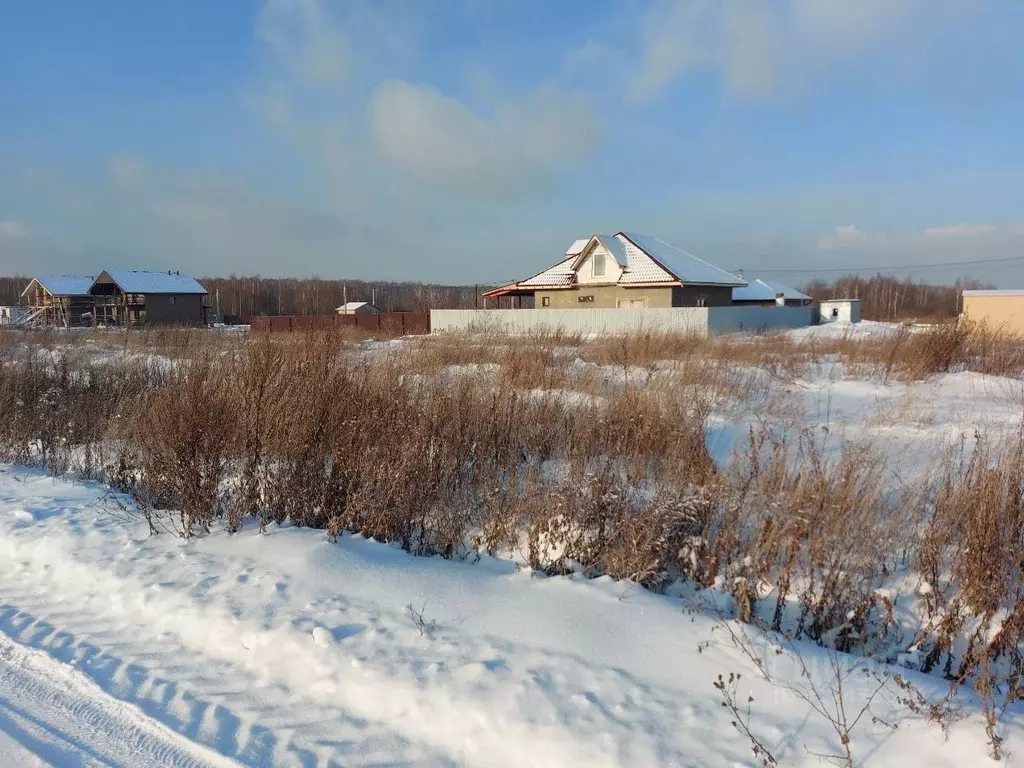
[1,467,1021,767]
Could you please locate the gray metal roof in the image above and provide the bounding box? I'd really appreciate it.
[733,278,811,302]
[594,234,628,266]
[100,270,207,295]
[620,233,746,287]
[24,276,96,297]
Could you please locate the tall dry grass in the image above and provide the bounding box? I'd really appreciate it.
[2,324,1024,726]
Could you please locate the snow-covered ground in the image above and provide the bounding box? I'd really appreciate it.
[1,467,1021,767]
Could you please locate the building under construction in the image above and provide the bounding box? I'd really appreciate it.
[19,271,209,328]
[20,275,97,329]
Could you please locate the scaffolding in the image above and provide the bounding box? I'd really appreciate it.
[21,280,95,329]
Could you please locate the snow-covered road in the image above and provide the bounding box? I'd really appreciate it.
[0,465,1020,766]
[0,634,237,767]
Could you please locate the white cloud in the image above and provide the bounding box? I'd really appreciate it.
[257,0,348,85]
[922,223,997,238]
[0,220,28,239]
[632,0,918,99]
[370,81,598,200]
[817,222,1024,261]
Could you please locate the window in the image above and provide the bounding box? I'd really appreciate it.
[592,252,606,278]
[696,294,708,307]
[168,296,176,306]
[831,307,839,318]
[542,296,550,307]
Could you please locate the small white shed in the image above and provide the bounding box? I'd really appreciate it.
[819,299,861,324]
[335,301,382,316]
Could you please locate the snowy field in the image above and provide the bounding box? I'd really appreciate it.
[1,322,1023,766]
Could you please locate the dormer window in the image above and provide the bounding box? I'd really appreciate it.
[592,252,607,278]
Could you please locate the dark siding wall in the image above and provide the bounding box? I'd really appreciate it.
[672,285,733,307]
[145,294,206,325]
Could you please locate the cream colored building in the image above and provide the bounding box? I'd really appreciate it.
[961,290,1024,335]
[483,232,746,309]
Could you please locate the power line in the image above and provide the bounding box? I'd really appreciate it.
[745,253,1024,275]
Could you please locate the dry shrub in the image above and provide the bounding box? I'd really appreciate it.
[134,358,235,537]
[706,427,908,648]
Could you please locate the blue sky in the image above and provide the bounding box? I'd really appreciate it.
[2,0,1024,285]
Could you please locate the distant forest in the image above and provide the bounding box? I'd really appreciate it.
[798,274,993,322]
[0,273,995,321]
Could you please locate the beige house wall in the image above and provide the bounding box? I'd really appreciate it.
[535,285,674,309]
[962,295,1024,335]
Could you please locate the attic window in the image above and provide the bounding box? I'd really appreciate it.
[592,252,606,278]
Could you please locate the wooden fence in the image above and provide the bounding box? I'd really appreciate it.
[243,312,430,336]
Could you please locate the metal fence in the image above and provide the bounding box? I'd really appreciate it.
[245,312,430,336]
[430,306,815,336]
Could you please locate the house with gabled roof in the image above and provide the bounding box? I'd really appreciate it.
[732,278,812,307]
[21,275,97,328]
[483,232,746,309]
[90,270,209,327]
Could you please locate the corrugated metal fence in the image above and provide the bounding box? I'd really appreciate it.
[245,312,430,336]
[430,306,814,336]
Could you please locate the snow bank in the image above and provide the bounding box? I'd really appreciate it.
[0,468,1017,766]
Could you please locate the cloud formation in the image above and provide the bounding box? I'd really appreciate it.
[817,222,1024,265]
[370,81,597,200]
[257,0,349,85]
[632,0,918,99]
[0,220,28,239]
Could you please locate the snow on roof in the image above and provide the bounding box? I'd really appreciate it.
[733,279,811,302]
[519,256,577,288]
[615,236,676,283]
[100,270,207,295]
[962,290,1024,297]
[620,233,746,287]
[564,239,590,257]
[511,232,745,290]
[337,302,372,310]
[24,276,96,297]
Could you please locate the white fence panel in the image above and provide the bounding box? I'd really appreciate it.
[430,308,709,336]
[430,306,814,336]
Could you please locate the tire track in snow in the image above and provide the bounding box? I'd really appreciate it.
[0,633,241,768]
[0,601,449,767]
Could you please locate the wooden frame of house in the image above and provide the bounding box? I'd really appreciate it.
[20,276,97,329]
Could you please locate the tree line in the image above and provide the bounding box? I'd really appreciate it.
[798,274,994,321]
[0,273,996,321]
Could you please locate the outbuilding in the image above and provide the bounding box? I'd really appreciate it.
[961,290,1024,335]
[732,279,812,307]
[336,301,382,316]
[819,299,861,324]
